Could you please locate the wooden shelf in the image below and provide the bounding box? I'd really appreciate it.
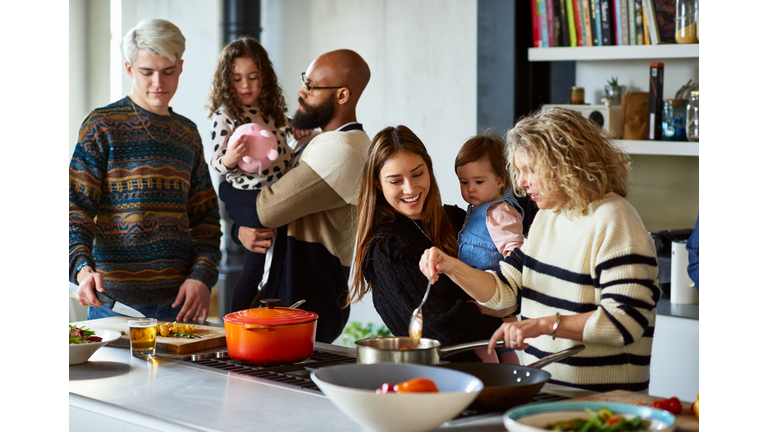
[528,44,699,62]
[615,140,698,156]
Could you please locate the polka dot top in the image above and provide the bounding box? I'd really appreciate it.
[209,106,295,190]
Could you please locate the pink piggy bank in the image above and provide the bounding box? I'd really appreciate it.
[231,123,279,174]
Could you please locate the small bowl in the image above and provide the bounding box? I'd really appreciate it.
[311,363,483,432]
[503,401,676,432]
[69,328,121,365]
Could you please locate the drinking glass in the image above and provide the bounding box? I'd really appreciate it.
[128,318,157,359]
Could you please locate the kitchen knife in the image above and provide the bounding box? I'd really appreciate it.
[95,291,146,318]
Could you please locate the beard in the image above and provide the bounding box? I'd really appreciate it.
[292,93,335,130]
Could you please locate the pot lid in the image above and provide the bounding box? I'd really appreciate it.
[223,299,318,325]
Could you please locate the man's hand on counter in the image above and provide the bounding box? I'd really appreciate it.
[173,279,210,322]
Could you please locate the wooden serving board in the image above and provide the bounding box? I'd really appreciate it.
[70,317,227,354]
[570,390,698,432]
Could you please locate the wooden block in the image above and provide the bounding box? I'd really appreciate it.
[570,389,698,431]
[70,317,227,355]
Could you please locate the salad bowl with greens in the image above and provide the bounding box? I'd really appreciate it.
[504,401,675,432]
[69,325,121,365]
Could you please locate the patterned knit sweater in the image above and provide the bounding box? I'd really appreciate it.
[69,96,222,304]
[482,193,659,392]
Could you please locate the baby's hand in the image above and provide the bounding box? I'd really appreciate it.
[293,128,315,141]
[222,134,250,169]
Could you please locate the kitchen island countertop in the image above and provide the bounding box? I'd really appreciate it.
[69,343,594,432]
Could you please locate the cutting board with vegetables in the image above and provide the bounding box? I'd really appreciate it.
[570,390,698,431]
[70,317,227,354]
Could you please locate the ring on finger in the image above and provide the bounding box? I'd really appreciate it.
[510,341,518,346]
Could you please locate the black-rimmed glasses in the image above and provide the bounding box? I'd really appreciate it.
[301,72,343,94]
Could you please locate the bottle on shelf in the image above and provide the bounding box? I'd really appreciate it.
[686,91,699,142]
[675,0,698,44]
[662,99,687,141]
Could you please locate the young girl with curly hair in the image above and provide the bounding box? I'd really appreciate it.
[207,36,312,312]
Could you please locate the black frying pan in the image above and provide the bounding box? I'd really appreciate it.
[439,344,585,411]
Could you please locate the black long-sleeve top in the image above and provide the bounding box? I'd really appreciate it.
[362,206,503,360]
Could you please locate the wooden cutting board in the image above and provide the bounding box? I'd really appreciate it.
[70,317,227,354]
[570,390,698,432]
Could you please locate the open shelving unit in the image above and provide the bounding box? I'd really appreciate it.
[615,140,698,157]
[528,44,699,62]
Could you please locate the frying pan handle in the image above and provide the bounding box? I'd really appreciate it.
[438,339,506,357]
[527,344,586,370]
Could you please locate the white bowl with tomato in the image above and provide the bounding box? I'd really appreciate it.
[311,363,483,432]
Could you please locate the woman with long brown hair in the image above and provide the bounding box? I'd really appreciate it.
[348,125,516,363]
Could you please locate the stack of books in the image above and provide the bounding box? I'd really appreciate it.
[530,0,677,48]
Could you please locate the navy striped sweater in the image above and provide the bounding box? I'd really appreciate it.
[482,193,659,392]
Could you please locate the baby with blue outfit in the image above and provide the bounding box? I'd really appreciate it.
[455,133,525,365]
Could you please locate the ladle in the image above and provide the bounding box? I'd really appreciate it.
[408,280,431,347]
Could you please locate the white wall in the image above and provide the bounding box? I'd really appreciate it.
[119,0,223,168]
[261,0,479,337]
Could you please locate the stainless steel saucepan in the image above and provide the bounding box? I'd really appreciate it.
[355,336,505,365]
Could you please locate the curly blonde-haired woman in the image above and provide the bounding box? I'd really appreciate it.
[420,107,659,392]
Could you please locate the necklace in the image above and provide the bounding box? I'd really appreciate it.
[412,219,431,243]
[130,99,174,143]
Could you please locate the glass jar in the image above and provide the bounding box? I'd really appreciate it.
[570,86,584,105]
[662,99,687,141]
[675,0,698,43]
[686,91,699,142]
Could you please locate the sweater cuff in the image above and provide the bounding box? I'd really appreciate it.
[479,271,517,310]
[187,263,219,290]
[69,255,93,285]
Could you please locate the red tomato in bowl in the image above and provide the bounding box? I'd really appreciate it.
[393,378,439,393]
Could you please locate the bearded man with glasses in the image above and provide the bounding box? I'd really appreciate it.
[227,49,371,343]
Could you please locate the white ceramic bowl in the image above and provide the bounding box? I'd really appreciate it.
[69,328,121,365]
[503,401,676,432]
[311,363,483,432]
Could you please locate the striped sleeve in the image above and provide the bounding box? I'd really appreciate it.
[582,203,660,347]
[480,248,525,310]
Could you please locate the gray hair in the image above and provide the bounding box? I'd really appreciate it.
[122,19,186,64]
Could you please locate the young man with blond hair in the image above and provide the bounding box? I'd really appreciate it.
[69,19,221,322]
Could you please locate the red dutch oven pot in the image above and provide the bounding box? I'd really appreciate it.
[223,299,318,364]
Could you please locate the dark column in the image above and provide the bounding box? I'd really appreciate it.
[222,0,261,43]
[217,0,262,319]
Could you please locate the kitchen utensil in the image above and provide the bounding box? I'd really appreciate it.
[289,299,306,309]
[223,298,318,364]
[438,344,585,411]
[70,317,227,354]
[69,328,121,365]
[356,336,505,365]
[503,401,675,432]
[407,281,431,347]
[571,390,698,432]
[311,363,483,432]
[94,291,145,317]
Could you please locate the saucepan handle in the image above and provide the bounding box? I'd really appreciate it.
[527,344,586,370]
[438,339,506,357]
